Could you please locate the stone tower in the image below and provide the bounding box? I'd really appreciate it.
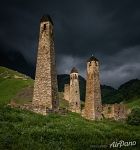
[64,84,70,101]
[32,15,59,115]
[69,67,81,113]
[84,56,102,120]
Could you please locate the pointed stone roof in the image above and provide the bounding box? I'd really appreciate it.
[70,67,78,73]
[87,55,99,62]
[40,15,53,25]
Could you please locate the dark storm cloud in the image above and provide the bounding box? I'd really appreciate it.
[100,46,140,87]
[0,0,140,87]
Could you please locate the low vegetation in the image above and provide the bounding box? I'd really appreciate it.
[125,99,140,109]
[0,66,140,149]
[0,106,140,150]
[0,67,33,105]
[127,107,140,126]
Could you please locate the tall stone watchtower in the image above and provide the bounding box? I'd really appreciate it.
[84,56,102,120]
[69,67,81,113]
[32,15,59,115]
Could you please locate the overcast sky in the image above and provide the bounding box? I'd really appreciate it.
[0,0,140,88]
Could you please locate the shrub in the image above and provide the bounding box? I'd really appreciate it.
[127,107,140,125]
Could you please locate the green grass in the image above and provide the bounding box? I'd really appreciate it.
[0,106,140,150]
[0,66,140,149]
[125,99,140,109]
[58,92,69,109]
[0,66,33,105]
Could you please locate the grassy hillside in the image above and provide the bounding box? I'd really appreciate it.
[0,66,140,149]
[0,66,139,106]
[0,106,140,150]
[125,99,140,109]
[0,66,140,108]
[118,79,140,101]
[119,79,140,109]
[0,66,33,105]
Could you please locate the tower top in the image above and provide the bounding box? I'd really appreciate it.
[40,15,53,25]
[70,67,78,73]
[87,55,99,62]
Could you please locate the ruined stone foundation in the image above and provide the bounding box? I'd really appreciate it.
[102,104,127,120]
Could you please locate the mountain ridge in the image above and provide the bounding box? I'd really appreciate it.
[0,66,140,105]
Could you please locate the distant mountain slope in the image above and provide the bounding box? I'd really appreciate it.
[57,74,122,103]
[118,79,140,101]
[126,98,140,109]
[0,66,140,107]
[57,74,140,105]
[0,50,35,78]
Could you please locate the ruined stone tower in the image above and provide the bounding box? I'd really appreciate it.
[64,84,70,101]
[32,15,59,115]
[84,56,102,120]
[69,67,81,113]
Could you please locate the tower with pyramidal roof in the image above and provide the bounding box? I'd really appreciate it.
[32,15,59,115]
[84,56,102,120]
[69,67,81,113]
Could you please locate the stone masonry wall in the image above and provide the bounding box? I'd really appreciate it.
[84,60,102,120]
[64,84,70,101]
[102,104,127,120]
[69,73,81,113]
[32,19,58,115]
[50,25,59,109]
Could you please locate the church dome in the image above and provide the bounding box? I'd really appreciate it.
[70,67,78,73]
[40,15,53,25]
[87,55,99,62]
